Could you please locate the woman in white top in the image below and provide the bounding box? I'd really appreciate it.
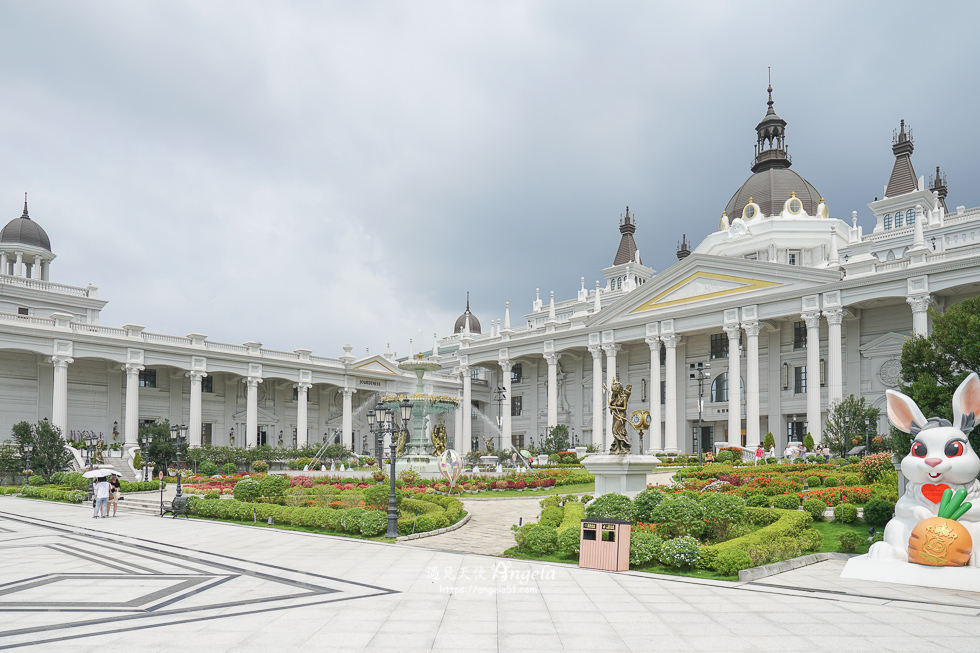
[93,479,111,518]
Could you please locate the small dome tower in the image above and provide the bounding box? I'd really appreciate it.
[0,195,55,280]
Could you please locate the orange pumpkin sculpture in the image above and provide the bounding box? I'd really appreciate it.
[908,488,973,566]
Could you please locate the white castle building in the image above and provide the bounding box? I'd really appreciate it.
[2,87,979,461]
[434,87,980,457]
[0,199,458,452]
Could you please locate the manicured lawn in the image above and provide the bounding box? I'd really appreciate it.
[810,519,876,555]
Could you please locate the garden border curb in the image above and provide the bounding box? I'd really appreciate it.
[739,552,854,582]
[397,512,471,542]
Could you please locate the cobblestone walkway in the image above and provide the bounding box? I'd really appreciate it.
[402,496,542,555]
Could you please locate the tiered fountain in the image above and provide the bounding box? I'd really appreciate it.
[380,354,458,472]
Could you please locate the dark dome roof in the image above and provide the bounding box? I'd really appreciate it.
[1,202,52,252]
[453,294,481,334]
[725,167,821,220]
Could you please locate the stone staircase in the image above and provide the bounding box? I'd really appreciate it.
[116,491,168,516]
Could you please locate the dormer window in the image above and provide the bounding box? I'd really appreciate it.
[788,250,801,266]
[895,212,904,228]
[906,209,916,225]
[884,214,893,230]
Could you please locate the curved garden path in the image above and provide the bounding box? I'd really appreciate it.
[403,469,677,555]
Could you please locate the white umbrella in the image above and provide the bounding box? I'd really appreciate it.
[82,468,123,478]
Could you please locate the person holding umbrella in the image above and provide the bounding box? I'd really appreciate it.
[93,476,111,518]
[108,474,121,517]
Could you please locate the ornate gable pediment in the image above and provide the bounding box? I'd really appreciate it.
[353,356,400,375]
[859,332,909,358]
[629,271,781,313]
[232,407,278,423]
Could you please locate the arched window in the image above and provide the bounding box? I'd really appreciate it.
[883,214,893,230]
[907,208,916,225]
[711,373,728,403]
[895,211,903,228]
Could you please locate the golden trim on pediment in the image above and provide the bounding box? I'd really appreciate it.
[629,271,781,313]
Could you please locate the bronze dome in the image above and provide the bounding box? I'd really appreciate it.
[725,167,821,219]
[1,200,51,252]
[453,294,481,334]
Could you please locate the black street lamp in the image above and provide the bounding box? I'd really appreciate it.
[84,432,98,500]
[493,385,506,451]
[367,406,380,471]
[386,398,413,539]
[689,362,711,465]
[138,432,151,482]
[22,443,33,486]
[169,424,187,499]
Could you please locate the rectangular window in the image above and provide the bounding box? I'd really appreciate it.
[907,210,916,226]
[291,387,312,401]
[512,434,525,449]
[17,307,28,316]
[138,419,155,433]
[895,213,904,228]
[794,365,807,394]
[793,322,807,349]
[511,363,523,384]
[660,346,666,366]
[883,214,893,230]
[201,376,213,393]
[138,369,157,388]
[661,383,666,405]
[511,395,523,417]
[787,421,805,441]
[788,250,801,265]
[202,423,213,446]
[710,333,728,359]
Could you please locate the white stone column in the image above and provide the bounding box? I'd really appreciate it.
[545,353,560,429]
[14,251,22,276]
[603,344,620,451]
[907,294,932,337]
[123,363,143,445]
[51,356,73,435]
[187,371,206,447]
[342,387,355,446]
[824,308,844,407]
[32,254,41,279]
[499,359,513,451]
[0,252,6,274]
[454,389,464,452]
[460,364,472,458]
[245,376,262,448]
[645,337,662,452]
[743,321,761,448]
[662,334,680,453]
[588,345,603,448]
[725,324,742,446]
[295,382,312,447]
[803,311,822,442]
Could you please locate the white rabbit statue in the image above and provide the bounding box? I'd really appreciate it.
[869,372,980,564]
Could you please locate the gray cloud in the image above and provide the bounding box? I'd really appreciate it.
[1,1,977,356]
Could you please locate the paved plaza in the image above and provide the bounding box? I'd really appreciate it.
[2,496,980,652]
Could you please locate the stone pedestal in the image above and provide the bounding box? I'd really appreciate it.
[841,555,980,592]
[581,454,661,498]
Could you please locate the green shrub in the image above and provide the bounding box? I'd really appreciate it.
[843,474,860,486]
[771,494,800,510]
[714,548,754,577]
[659,536,700,568]
[233,479,261,502]
[715,451,734,464]
[848,456,861,465]
[763,432,776,451]
[581,494,593,503]
[558,501,585,534]
[799,528,823,552]
[701,509,810,570]
[629,531,662,566]
[765,458,777,465]
[199,461,218,476]
[49,472,67,485]
[204,492,220,500]
[222,463,237,475]
[860,452,894,484]
[540,506,564,528]
[837,530,862,552]
[803,433,815,450]
[132,450,144,471]
[746,536,802,566]
[363,484,390,510]
[746,507,783,526]
[401,497,445,516]
[650,496,706,539]
[823,477,839,487]
[833,502,858,524]
[27,474,46,486]
[746,494,770,508]
[558,526,581,556]
[862,499,895,527]
[585,493,637,523]
[699,493,748,541]
[359,510,387,536]
[870,471,899,502]
[259,475,289,499]
[519,524,559,554]
[801,498,827,521]
[340,508,366,533]
[251,460,269,473]
[634,489,667,523]
[805,476,822,487]
[64,472,88,491]
[539,495,561,510]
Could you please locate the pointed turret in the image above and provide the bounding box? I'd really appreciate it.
[751,83,791,173]
[612,206,640,265]
[885,120,917,197]
[453,292,481,334]
[930,165,948,212]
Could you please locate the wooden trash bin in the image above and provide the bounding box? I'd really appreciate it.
[579,518,631,571]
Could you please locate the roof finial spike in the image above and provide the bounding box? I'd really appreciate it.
[466,291,470,311]
[766,67,773,108]
[21,192,29,219]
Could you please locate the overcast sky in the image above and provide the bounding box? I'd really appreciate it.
[1,1,977,359]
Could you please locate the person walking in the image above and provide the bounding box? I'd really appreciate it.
[754,446,763,466]
[93,477,111,518]
[108,475,121,517]
[768,444,776,460]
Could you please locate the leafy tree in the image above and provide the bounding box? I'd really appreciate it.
[0,444,21,485]
[541,425,570,455]
[803,433,815,451]
[323,443,352,463]
[897,296,980,455]
[762,432,775,451]
[139,420,188,476]
[10,420,74,479]
[823,395,880,459]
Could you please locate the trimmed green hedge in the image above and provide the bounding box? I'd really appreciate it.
[700,508,812,570]
[19,487,88,503]
[120,480,162,493]
[558,501,585,534]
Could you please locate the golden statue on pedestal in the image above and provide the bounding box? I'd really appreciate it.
[608,379,632,454]
[430,423,447,457]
